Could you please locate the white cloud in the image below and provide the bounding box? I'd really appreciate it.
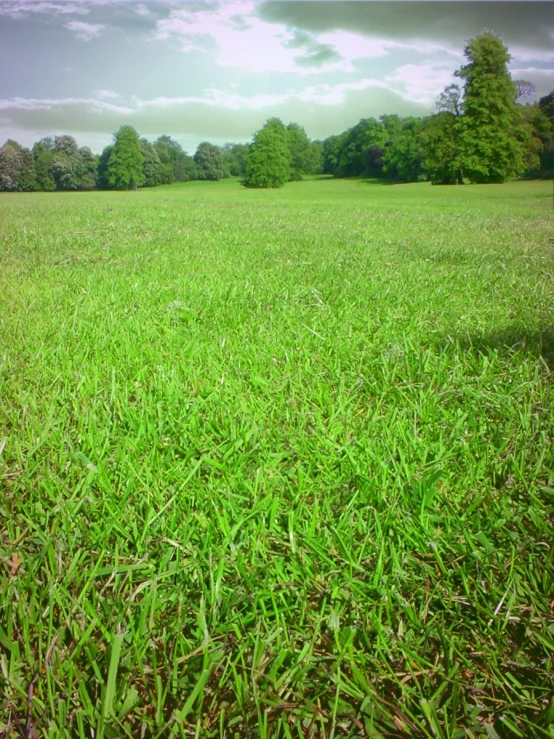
[0,81,428,146]
[0,1,89,17]
[384,63,457,104]
[154,2,353,75]
[510,47,554,64]
[65,20,106,41]
[93,89,121,100]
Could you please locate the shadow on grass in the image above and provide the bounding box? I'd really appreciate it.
[446,325,554,371]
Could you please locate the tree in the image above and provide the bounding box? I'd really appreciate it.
[107,125,144,190]
[194,142,225,180]
[435,83,463,116]
[33,138,56,191]
[514,80,537,105]
[52,135,82,190]
[457,32,528,183]
[242,118,291,188]
[333,118,387,178]
[321,133,347,176]
[382,117,426,182]
[0,140,36,191]
[77,147,97,190]
[303,140,323,175]
[153,135,196,182]
[221,143,249,177]
[97,145,113,189]
[286,123,311,180]
[140,139,162,187]
[421,112,463,184]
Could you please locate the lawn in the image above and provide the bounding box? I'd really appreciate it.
[1,177,553,738]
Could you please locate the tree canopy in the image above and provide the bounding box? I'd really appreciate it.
[107,126,144,191]
[242,118,291,189]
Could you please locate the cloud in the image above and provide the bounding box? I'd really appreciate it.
[153,1,358,74]
[65,20,106,41]
[0,82,429,148]
[384,63,457,103]
[257,2,554,62]
[0,1,89,17]
[93,89,121,100]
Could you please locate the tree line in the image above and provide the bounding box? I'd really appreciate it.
[1,32,553,192]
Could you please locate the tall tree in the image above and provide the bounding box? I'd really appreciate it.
[77,147,97,190]
[194,142,225,180]
[514,80,537,105]
[421,112,463,184]
[0,140,36,191]
[457,32,528,183]
[153,135,196,182]
[286,123,311,180]
[107,125,144,190]
[382,117,426,182]
[242,118,291,189]
[33,138,56,191]
[334,118,387,178]
[52,135,81,190]
[221,143,249,177]
[140,139,162,187]
[321,133,347,176]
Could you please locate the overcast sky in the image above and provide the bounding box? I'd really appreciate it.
[1,0,552,154]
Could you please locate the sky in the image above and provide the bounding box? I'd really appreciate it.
[0,0,553,154]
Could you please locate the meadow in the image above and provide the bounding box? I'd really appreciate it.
[1,177,553,738]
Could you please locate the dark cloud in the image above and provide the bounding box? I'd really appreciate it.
[257,2,554,55]
[284,29,342,67]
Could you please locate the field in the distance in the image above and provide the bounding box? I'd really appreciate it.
[1,178,553,738]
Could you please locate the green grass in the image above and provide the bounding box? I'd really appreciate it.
[1,177,553,738]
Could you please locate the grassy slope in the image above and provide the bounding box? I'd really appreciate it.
[1,178,553,738]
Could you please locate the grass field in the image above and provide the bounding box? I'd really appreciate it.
[1,177,553,738]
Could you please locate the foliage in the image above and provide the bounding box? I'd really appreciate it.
[140,139,163,188]
[221,143,249,178]
[382,117,426,182]
[107,125,144,191]
[194,142,225,181]
[334,118,387,178]
[1,178,553,736]
[0,140,37,191]
[420,112,464,185]
[457,32,528,183]
[242,118,291,188]
[154,135,196,183]
[286,122,312,180]
[321,132,347,175]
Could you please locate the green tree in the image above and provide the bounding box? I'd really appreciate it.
[153,136,196,182]
[194,142,225,180]
[457,32,528,183]
[52,135,82,190]
[286,123,311,180]
[97,145,113,189]
[321,133,347,176]
[221,143,249,178]
[242,118,291,189]
[303,140,323,175]
[107,125,144,190]
[334,118,387,178]
[140,139,162,187]
[421,112,463,184]
[0,140,36,191]
[77,147,97,190]
[32,139,56,191]
[538,90,554,174]
[382,117,426,182]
